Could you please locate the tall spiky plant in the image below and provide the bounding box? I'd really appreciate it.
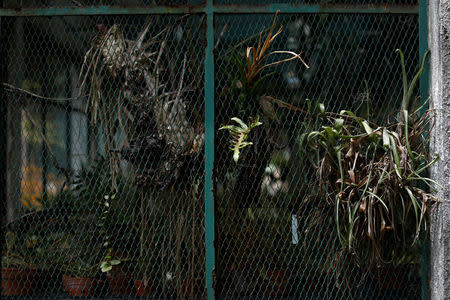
[301,50,439,269]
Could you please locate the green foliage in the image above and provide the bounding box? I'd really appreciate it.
[223,12,307,117]
[54,233,99,277]
[240,11,308,90]
[219,116,262,163]
[71,157,138,222]
[303,103,438,267]
[299,50,437,268]
[397,49,430,114]
[1,230,62,271]
[2,231,31,269]
[99,194,121,273]
[35,157,138,276]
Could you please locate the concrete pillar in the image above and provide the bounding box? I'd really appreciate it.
[429,1,450,299]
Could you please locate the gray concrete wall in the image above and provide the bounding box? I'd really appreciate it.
[429,1,450,299]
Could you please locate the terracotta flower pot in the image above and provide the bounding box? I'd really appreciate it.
[62,274,96,297]
[135,279,153,297]
[107,273,133,296]
[260,269,290,296]
[1,268,36,296]
[182,278,204,297]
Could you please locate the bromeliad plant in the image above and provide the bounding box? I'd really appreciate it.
[217,11,309,208]
[219,116,262,163]
[240,10,308,92]
[228,10,309,116]
[302,50,439,267]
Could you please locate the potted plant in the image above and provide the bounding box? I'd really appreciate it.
[215,12,308,296]
[104,259,131,296]
[301,50,438,291]
[96,193,133,296]
[1,231,37,296]
[259,267,290,297]
[53,231,102,297]
[133,257,157,298]
[56,159,138,297]
[103,255,130,296]
[128,192,163,298]
[60,258,99,297]
[61,271,98,297]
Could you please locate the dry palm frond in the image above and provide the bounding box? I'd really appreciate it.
[78,19,205,189]
[78,25,129,189]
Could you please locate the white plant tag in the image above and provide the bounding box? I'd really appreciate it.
[292,214,299,245]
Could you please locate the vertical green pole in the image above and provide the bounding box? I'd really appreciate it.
[0,17,5,232]
[204,1,215,299]
[419,0,429,102]
[419,0,429,299]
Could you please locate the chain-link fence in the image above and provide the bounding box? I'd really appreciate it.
[0,1,428,299]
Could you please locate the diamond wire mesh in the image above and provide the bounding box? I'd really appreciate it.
[0,4,425,300]
[2,0,205,8]
[216,0,418,4]
[214,13,422,300]
[2,14,206,298]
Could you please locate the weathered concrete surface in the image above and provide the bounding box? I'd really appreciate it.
[429,1,450,299]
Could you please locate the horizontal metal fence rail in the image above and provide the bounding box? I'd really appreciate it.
[0,4,419,16]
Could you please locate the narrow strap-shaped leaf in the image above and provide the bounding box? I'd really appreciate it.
[361,120,373,135]
[396,49,408,110]
[396,49,430,113]
[382,127,389,147]
[335,194,345,247]
[337,149,344,192]
[403,109,416,164]
[404,49,430,111]
[231,117,248,130]
[411,154,440,177]
[389,134,402,178]
[405,186,419,230]
[367,191,389,213]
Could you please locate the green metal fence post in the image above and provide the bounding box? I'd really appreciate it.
[0,16,5,233]
[419,0,429,102]
[205,1,215,299]
[419,1,429,299]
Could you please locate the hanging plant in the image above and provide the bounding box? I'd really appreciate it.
[301,50,439,267]
[219,116,262,163]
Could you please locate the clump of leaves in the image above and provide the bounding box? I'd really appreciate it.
[79,20,204,191]
[99,194,121,273]
[228,10,309,115]
[243,10,308,86]
[2,231,31,269]
[301,50,439,267]
[219,116,262,163]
